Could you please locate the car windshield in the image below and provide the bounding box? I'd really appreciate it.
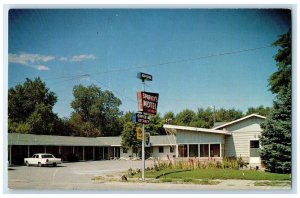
[41,154,54,158]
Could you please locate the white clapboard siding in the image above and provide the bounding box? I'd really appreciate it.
[223,117,264,158]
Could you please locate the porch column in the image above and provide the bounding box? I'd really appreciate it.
[114,147,116,158]
[176,145,179,158]
[198,144,200,158]
[83,146,85,161]
[73,146,75,154]
[93,146,95,160]
[58,146,61,155]
[220,144,222,157]
[9,146,12,165]
[44,146,47,153]
[28,145,30,157]
[208,144,211,158]
[187,144,189,158]
[102,147,104,160]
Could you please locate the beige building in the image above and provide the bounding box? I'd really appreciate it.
[8,114,265,168]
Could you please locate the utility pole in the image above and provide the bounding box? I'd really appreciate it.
[213,105,216,127]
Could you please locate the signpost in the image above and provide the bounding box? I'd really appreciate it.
[136,72,159,181]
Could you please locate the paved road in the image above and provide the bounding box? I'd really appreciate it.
[6,160,291,192]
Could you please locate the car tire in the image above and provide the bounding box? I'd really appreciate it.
[38,162,42,167]
[53,163,57,167]
[26,161,29,167]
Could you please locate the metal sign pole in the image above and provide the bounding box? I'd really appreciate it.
[142,80,145,181]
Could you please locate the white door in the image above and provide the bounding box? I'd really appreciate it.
[249,140,260,165]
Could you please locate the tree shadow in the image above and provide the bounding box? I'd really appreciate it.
[155,169,192,179]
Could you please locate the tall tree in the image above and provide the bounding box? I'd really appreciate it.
[8,77,58,135]
[9,77,57,123]
[246,105,272,117]
[215,108,243,122]
[174,109,197,126]
[70,84,122,137]
[121,122,141,157]
[260,29,292,173]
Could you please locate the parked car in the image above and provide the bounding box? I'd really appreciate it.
[24,153,62,167]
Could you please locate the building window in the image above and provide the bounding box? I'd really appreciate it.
[210,144,220,157]
[170,146,175,153]
[123,148,127,153]
[178,144,188,157]
[159,146,164,153]
[189,144,198,157]
[250,140,260,157]
[200,144,209,157]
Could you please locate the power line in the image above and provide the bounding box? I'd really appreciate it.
[89,76,136,103]
[8,74,90,86]
[90,44,273,76]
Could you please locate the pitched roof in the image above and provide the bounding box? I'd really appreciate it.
[212,114,266,130]
[8,133,175,146]
[163,124,232,135]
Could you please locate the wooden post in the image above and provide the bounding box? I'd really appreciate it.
[83,146,85,161]
[93,147,95,161]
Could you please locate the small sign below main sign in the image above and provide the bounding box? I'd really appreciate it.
[137,72,152,81]
[136,127,143,141]
[133,112,150,124]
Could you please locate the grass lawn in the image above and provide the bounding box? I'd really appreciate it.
[131,168,290,180]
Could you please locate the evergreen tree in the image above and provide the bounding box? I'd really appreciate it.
[260,29,292,173]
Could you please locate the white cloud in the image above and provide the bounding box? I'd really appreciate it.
[59,57,68,61]
[9,53,55,65]
[9,53,96,71]
[70,54,96,62]
[36,65,50,71]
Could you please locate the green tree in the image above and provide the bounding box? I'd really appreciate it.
[174,109,197,126]
[145,114,165,135]
[26,103,58,135]
[121,122,141,157]
[196,108,214,128]
[215,108,243,122]
[260,29,292,173]
[163,111,175,124]
[70,84,122,137]
[246,105,272,117]
[8,77,58,135]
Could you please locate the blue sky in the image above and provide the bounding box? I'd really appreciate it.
[8,9,291,118]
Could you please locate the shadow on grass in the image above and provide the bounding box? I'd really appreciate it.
[155,169,192,179]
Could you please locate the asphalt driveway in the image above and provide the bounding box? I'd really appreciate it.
[6,160,291,192]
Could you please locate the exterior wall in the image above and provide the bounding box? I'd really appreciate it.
[120,147,134,158]
[223,117,264,160]
[177,130,225,144]
[152,146,175,159]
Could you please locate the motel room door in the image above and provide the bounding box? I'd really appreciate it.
[249,140,261,164]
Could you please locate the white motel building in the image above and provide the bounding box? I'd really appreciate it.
[8,114,265,168]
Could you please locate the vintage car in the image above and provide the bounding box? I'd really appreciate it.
[24,153,62,167]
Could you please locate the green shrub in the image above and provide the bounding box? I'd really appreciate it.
[183,178,193,182]
[161,178,172,183]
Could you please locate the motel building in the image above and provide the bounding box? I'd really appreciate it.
[8,114,265,168]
